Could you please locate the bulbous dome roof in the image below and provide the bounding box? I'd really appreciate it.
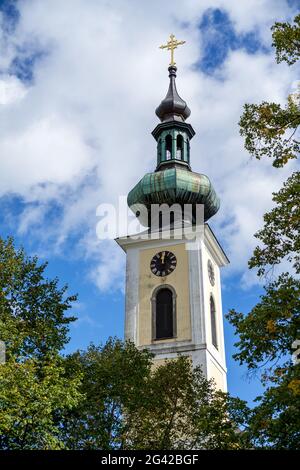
[155,66,191,123]
[127,167,220,226]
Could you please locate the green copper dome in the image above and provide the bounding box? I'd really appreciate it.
[128,167,220,225]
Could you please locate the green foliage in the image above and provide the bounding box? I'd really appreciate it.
[0,238,248,450]
[248,365,300,449]
[272,14,300,65]
[227,274,300,371]
[0,356,81,449]
[57,340,249,450]
[249,172,300,276]
[0,237,80,449]
[228,13,300,449]
[57,338,153,449]
[239,101,300,167]
[239,15,300,168]
[0,237,77,360]
[126,357,250,450]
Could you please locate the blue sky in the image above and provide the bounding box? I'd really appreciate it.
[198,8,266,73]
[0,0,299,405]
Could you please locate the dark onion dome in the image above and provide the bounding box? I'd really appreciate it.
[155,66,191,122]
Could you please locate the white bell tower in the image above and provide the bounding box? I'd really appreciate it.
[117,224,228,391]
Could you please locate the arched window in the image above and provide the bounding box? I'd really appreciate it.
[176,134,183,160]
[152,286,176,340]
[210,295,218,349]
[165,134,172,160]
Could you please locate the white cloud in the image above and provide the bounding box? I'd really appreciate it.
[89,239,125,293]
[0,114,96,193]
[17,203,45,235]
[0,75,27,105]
[0,0,298,291]
[217,0,295,35]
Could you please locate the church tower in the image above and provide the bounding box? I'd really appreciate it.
[116,36,228,391]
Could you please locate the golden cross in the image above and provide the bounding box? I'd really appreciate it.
[159,34,186,66]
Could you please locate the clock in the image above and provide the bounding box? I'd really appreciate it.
[208,259,215,286]
[150,251,177,277]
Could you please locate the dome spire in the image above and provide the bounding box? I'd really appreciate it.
[155,65,191,122]
[156,34,191,123]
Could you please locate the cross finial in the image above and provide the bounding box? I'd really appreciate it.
[159,34,186,66]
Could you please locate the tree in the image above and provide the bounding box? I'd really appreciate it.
[57,339,249,450]
[0,237,81,449]
[249,171,300,276]
[272,14,300,65]
[127,356,250,450]
[227,14,300,449]
[239,14,300,168]
[0,237,77,360]
[0,238,248,450]
[57,338,154,450]
[0,356,81,449]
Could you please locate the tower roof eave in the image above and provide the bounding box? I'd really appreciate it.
[151,120,195,141]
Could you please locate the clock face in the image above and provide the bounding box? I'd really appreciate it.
[150,251,177,277]
[208,259,215,286]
